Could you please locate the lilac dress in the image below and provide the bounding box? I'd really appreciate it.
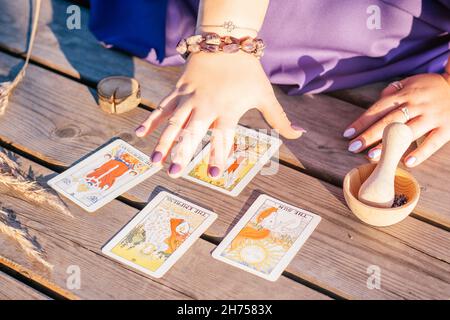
[90,0,450,94]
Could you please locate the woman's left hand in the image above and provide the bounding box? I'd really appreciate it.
[343,73,450,167]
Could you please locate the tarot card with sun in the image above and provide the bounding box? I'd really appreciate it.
[212,194,321,281]
[102,191,217,278]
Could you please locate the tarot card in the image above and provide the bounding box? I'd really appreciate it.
[183,126,282,197]
[48,139,161,212]
[102,191,217,278]
[212,194,321,281]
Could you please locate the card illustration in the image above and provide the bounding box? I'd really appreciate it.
[184,126,282,196]
[102,191,217,278]
[212,195,321,281]
[48,139,160,212]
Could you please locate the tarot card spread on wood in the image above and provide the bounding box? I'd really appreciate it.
[183,126,282,197]
[48,139,161,212]
[102,191,217,278]
[212,194,321,281]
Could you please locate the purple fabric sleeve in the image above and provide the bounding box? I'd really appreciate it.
[96,0,449,94]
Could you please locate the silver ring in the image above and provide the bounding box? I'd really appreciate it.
[400,106,410,122]
[389,81,404,91]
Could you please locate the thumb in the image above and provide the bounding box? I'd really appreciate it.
[259,100,306,139]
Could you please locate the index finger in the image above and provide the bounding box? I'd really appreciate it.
[343,93,408,139]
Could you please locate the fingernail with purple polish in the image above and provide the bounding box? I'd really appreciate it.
[343,128,356,138]
[405,156,416,167]
[135,125,146,136]
[168,163,182,175]
[208,166,220,178]
[291,125,307,133]
[151,151,162,163]
[368,148,382,159]
[348,140,362,153]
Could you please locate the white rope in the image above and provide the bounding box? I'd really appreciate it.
[0,0,41,115]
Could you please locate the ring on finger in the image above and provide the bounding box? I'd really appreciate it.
[400,106,410,122]
[389,81,404,91]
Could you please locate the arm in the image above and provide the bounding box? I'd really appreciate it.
[196,0,269,38]
[136,0,304,178]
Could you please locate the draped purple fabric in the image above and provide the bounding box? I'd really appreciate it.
[90,0,450,94]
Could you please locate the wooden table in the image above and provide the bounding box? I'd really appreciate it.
[0,0,448,300]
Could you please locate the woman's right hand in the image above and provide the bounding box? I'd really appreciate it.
[135,50,305,178]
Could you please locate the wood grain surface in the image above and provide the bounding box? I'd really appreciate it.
[0,0,449,300]
[0,271,50,300]
[0,152,327,300]
[1,0,449,228]
[0,58,449,298]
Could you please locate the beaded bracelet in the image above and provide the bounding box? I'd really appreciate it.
[176,32,265,59]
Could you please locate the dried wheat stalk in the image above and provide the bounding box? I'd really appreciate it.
[0,208,53,269]
[0,151,72,217]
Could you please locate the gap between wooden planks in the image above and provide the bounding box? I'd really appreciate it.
[0,270,51,300]
[0,149,327,300]
[0,56,449,299]
[0,0,449,228]
[0,1,450,298]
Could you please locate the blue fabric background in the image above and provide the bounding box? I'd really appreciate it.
[89,0,168,60]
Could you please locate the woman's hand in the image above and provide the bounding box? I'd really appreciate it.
[343,73,450,167]
[135,51,305,178]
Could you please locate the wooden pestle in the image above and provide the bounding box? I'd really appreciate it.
[358,122,413,208]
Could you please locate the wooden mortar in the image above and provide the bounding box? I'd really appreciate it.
[343,163,420,227]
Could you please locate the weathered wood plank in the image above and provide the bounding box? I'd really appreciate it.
[1,56,450,299]
[0,0,360,174]
[0,152,326,300]
[0,271,50,300]
[328,82,389,109]
[0,0,177,107]
[1,0,449,227]
[0,202,189,300]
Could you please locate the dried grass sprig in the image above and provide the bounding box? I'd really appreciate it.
[0,151,72,217]
[0,207,53,269]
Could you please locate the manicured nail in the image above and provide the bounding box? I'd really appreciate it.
[208,166,220,178]
[291,125,307,133]
[405,156,416,167]
[150,151,162,163]
[348,140,362,153]
[368,148,382,159]
[168,163,182,175]
[135,125,146,136]
[343,128,356,138]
